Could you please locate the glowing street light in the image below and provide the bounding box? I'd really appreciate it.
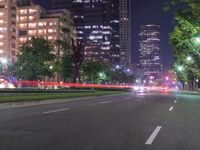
[186,56,192,62]
[194,36,200,44]
[189,35,200,56]
[0,58,8,74]
[177,66,183,72]
[116,65,120,69]
[99,72,103,77]
[49,65,53,70]
[166,76,169,81]
[136,79,140,83]
[0,58,7,64]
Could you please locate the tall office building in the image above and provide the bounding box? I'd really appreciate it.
[16,4,76,57]
[0,0,17,66]
[0,0,75,70]
[119,0,131,65]
[17,0,32,6]
[83,0,115,62]
[138,24,162,79]
[52,0,120,63]
[110,0,120,63]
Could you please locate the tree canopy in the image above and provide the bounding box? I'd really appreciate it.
[165,0,200,82]
[12,37,55,80]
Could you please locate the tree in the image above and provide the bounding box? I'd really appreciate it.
[60,54,74,82]
[81,60,111,83]
[71,39,84,83]
[12,37,55,80]
[164,0,200,88]
[55,11,84,83]
[81,61,135,84]
[110,68,135,84]
[53,10,75,82]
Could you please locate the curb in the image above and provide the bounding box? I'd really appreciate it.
[0,93,129,110]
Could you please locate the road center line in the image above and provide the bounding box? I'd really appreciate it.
[169,106,174,111]
[145,126,162,145]
[43,108,70,114]
[99,101,112,104]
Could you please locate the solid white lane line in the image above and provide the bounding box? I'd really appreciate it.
[43,108,70,114]
[145,126,162,145]
[169,106,174,112]
[174,100,177,103]
[99,101,112,104]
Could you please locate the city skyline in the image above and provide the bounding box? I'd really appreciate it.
[35,0,174,71]
[52,0,122,63]
[132,0,173,71]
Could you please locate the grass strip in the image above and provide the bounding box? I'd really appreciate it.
[0,91,125,103]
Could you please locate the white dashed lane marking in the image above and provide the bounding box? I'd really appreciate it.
[145,126,162,145]
[43,108,71,114]
[169,106,174,112]
[99,101,112,104]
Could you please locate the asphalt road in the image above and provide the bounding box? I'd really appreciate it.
[0,91,200,150]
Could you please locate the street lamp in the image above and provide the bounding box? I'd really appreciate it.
[186,56,192,62]
[166,76,169,81]
[194,36,200,44]
[188,35,200,56]
[49,65,53,70]
[116,65,120,69]
[1,58,7,64]
[0,58,7,75]
[99,72,103,77]
[177,66,183,72]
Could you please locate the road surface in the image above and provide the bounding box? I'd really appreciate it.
[0,91,200,150]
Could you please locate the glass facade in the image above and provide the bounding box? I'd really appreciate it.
[52,0,120,63]
[138,24,162,79]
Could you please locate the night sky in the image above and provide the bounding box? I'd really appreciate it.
[34,0,174,71]
[132,0,174,71]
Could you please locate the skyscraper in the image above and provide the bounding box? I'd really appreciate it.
[16,4,76,54]
[119,0,132,65]
[51,0,121,63]
[138,24,162,79]
[0,0,75,70]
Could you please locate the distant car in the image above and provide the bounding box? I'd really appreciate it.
[160,86,169,91]
[0,78,15,89]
